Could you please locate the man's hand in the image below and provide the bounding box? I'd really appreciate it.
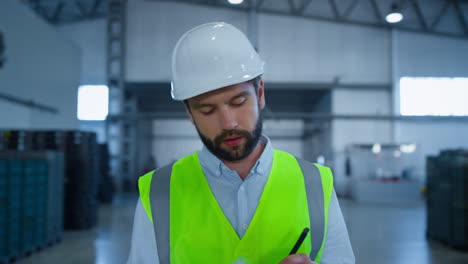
[278,253,317,264]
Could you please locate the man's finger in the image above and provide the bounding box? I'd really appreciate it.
[278,253,313,264]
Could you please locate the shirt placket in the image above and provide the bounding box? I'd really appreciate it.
[237,169,258,238]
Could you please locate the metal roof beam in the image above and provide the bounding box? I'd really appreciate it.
[91,0,103,16]
[453,0,468,35]
[75,0,89,16]
[287,0,297,13]
[369,0,384,24]
[411,0,429,31]
[51,1,65,22]
[107,112,468,122]
[342,0,359,19]
[329,0,340,20]
[255,0,265,10]
[0,92,59,114]
[297,0,313,15]
[430,0,451,30]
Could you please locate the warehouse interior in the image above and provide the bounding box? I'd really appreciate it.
[1,0,468,263]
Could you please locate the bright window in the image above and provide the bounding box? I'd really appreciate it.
[400,77,468,116]
[77,85,109,121]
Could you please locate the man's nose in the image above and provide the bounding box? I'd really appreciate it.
[219,107,238,130]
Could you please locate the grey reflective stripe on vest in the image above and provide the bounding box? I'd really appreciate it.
[150,163,174,264]
[295,158,326,261]
[149,158,325,263]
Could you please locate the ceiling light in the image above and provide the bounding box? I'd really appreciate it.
[228,0,243,4]
[386,3,403,24]
[386,12,403,23]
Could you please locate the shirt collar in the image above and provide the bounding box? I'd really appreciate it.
[198,134,272,178]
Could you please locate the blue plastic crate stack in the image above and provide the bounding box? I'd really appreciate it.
[426,149,468,250]
[0,130,113,262]
[0,151,64,263]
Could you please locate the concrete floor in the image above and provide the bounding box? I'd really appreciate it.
[16,194,468,264]
[340,199,468,264]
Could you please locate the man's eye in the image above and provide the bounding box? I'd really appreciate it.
[200,108,214,115]
[232,97,246,105]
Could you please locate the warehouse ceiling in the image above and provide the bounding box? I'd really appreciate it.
[156,0,468,39]
[22,0,107,23]
[24,0,468,39]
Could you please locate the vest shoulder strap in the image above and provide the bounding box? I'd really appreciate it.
[139,162,175,264]
[294,156,334,262]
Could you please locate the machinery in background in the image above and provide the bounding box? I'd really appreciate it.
[345,143,421,203]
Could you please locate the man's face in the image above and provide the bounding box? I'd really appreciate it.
[186,81,265,162]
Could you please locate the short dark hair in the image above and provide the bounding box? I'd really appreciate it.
[184,75,262,113]
[249,75,262,93]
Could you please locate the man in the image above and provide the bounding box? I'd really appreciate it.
[127,22,355,264]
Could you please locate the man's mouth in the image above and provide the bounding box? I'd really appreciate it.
[223,136,243,147]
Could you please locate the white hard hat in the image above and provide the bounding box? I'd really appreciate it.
[171,22,265,101]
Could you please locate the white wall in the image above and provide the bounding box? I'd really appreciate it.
[0,0,80,129]
[126,1,248,82]
[264,119,303,158]
[56,19,107,139]
[331,89,393,194]
[57,19,107,85]
[152,119,201,168]
[393,30,468,116]
[393,31,468,182]
[258,14,390,83]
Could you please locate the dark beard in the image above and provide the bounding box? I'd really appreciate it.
[195,111,263,162]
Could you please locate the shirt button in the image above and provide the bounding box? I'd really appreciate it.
[243,224,248,230]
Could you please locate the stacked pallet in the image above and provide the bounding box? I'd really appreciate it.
[62,131,99,230]
[0,151,64,263]
[97,143,114,204]
[426,149,468,249]
[0,130,104,230]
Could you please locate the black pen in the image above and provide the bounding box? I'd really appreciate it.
[289,227,310,255]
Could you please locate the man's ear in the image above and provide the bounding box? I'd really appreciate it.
[258,80,265,110]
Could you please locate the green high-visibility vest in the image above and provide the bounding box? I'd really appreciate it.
[138,150,334,264]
